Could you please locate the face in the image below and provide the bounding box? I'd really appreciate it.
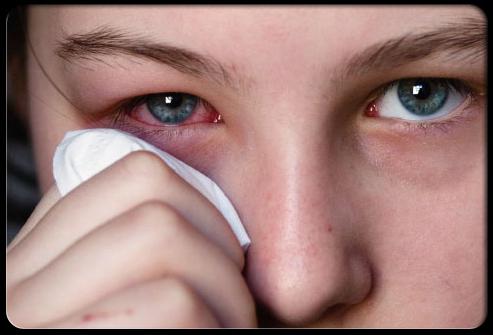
[26,5,485,327]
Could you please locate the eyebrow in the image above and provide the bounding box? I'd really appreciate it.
[56,16,485,92]
[56,26,240,90]
[339,16,485,80]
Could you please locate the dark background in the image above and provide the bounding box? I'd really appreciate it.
[7,7,41,246]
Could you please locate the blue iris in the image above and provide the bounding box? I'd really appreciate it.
[146,93,198,124]
[397,79,449,116]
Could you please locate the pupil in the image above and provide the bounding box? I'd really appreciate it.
[165,94,183,108]
[411,81,431,100]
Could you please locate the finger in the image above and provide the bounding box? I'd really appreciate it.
[8,151,243,285]
[41,277,220,328]
[8,201,256,328]
[7,185,61,252]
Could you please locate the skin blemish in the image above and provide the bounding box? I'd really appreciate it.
[82,312,108,322]
[81,309,134,323]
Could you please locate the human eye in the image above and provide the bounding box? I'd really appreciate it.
[112,92,222,127]
[363,78,483,134]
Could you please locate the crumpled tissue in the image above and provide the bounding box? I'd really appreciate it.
[53,128,250,250]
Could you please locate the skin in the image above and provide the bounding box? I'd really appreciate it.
[7,5,485,328]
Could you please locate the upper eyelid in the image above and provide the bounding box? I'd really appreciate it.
[117,92,207,113]
[367,77,475,103]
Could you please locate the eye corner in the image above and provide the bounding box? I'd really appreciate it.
[364,102,379,118]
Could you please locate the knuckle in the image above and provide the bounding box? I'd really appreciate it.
[121,150,167,173]
[123,201,190,246]
[119,151,176,192]
[134,200,182,224]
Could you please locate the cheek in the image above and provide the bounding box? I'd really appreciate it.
[360,161,485,323]
[341,118,485,323]
[354,120,485,267]
[354,119,484,192]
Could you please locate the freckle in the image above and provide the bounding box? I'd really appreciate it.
[81,311,109,322]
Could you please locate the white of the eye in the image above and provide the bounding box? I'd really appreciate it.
[377,83,465,121]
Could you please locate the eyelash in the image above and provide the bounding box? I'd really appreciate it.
[363,78,483,135]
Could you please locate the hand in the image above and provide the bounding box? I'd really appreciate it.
[7,151,256,328]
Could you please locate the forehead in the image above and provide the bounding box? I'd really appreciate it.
[50,6,480,57]
[54,5,475,31]
[38,6,481,85]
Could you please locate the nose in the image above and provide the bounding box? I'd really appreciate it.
[225,114,374,326]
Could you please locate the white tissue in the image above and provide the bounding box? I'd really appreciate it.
[53,128,250,250]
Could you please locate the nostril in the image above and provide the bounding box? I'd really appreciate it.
[246,245,374,327]
[344,252,374,305]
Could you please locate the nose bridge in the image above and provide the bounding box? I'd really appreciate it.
[253,128,334,243]
[241,93,338,243]
[244,119,343,263]
[233,102,372,325]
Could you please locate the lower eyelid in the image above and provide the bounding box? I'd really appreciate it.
[108,115,223,149]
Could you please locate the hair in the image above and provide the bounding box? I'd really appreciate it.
[7,6,28,124]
